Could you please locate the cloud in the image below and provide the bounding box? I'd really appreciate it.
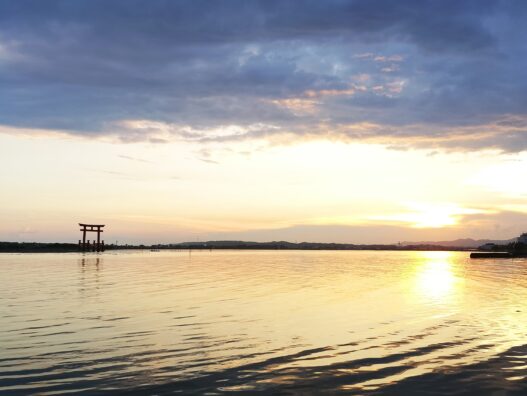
[118,154,153,163]
[199,158,220,165]
[110,114,526,154]
[200,209,527,244]
[0,0,526,152]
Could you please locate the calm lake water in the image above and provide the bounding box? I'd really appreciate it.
[1,250,527,395]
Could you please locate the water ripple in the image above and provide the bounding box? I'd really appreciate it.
[1,251,527,394]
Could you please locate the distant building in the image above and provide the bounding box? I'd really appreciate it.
[518,233,527,244]
[479,243,497,251]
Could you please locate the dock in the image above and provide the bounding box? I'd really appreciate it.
[470,252,513,259]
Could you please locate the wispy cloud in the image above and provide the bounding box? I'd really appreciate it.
[118,154,153,164]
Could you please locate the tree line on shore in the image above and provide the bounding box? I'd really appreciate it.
[0,240,473,253]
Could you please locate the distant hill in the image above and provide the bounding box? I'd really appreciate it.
[401,238,515,248]
[175,239,517,249]
[165,240,467,251]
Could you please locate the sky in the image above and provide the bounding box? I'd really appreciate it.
[1,0,527,244]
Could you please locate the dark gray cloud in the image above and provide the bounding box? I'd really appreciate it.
[0,0,526,150]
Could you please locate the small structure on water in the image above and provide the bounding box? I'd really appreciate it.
[79,223,105,252]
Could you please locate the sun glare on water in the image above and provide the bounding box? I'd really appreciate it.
[413,251,462,303]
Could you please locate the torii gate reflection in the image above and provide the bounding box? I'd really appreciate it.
[79,223,105,252]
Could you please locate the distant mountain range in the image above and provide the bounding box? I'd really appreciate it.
[167,240,482,250]
[175,238,517,249]
[401,238,515,248]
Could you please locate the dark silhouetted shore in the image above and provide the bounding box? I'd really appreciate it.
[0,241,474,253]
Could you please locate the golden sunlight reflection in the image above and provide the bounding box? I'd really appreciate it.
[4,251,527,395]
[412,251,462,303]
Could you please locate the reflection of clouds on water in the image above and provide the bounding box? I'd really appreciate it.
[412,252,462,305]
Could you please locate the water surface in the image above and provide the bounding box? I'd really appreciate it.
[1,250,527,394]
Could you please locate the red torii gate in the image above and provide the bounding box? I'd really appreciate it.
[79,223,105,252]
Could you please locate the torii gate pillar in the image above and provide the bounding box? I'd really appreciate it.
[79,223,105,252]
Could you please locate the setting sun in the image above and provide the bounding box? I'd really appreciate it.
[372,203,486,229]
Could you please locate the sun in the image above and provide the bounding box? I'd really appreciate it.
[373,203,485,229]
[405,205,459,228]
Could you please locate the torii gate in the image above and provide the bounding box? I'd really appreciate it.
[79,223,105,252]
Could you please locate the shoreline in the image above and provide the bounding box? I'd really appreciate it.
[0,243,474,254]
